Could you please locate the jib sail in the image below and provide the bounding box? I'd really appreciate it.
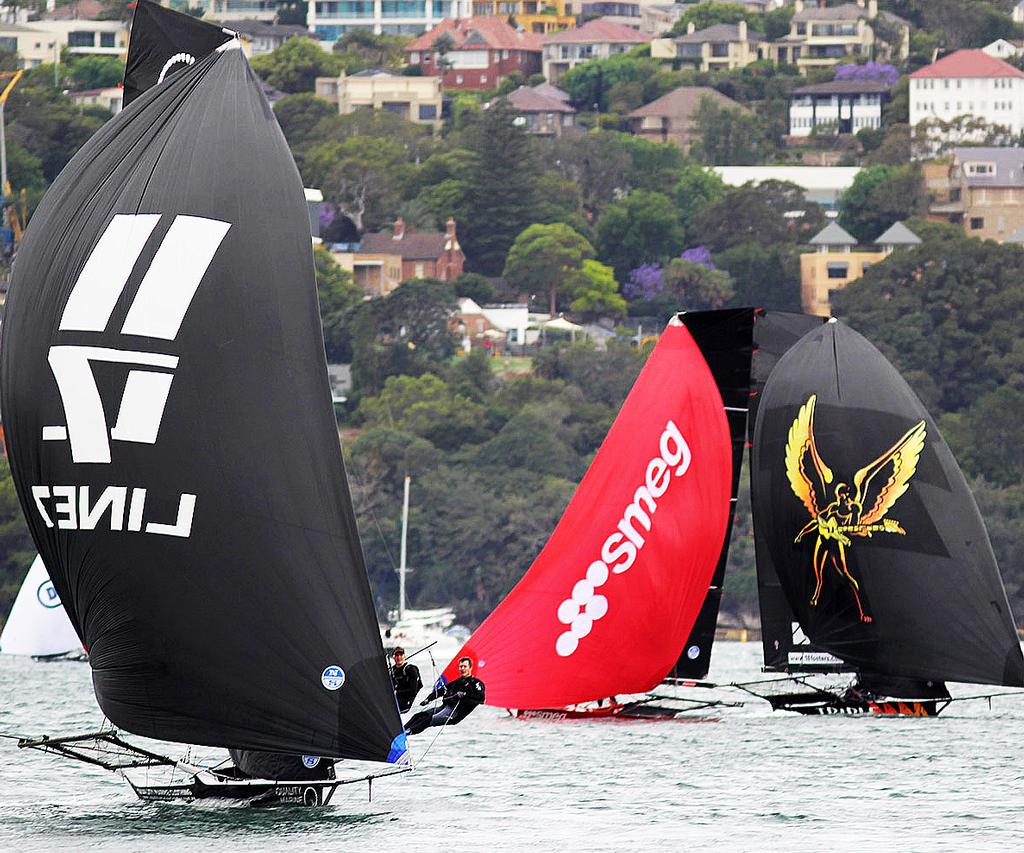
[0,556,83,658]
[750,319,1024,687]
[0,47,406,762]
[670,309,754,680]
[444,317,735,708]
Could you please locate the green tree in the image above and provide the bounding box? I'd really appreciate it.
[689,181,826,252]
[6,85,105,182]
[595,190,684,280]
[662,257,734,310]
[65,55,124,89]
[250,37,342,94]
[940,388,1024,488]
[453,271,496,304]
[503,222,595,315]
[274,93,336,148]
[357,373,488,450]
[0,456,34,621]
[332,30,409,73]
[716,243,801,311]
[838,163,929,243]
[831,236,1024,414]
[668,1,752,35]
[569,259,626,319]
[551,131,632,220]
[313,136,410,232]
[690,96,769,166]
[460,101,543,275]
[314,246,363,362]
[673,163,726,234]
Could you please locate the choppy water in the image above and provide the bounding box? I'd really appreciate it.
[2,642,1023,852]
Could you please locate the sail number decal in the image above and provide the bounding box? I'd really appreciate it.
[30,213,231,540]
[554,420,692,657]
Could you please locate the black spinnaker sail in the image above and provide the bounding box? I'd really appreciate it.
[750,319,1024,688]
[0,45,407,763]
[670,309,754,680]
[123,0,234,106]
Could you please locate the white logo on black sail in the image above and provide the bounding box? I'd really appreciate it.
[31,213,230,540]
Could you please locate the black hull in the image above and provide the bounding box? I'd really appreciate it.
[768,691,946,717]
[130,776,341,806]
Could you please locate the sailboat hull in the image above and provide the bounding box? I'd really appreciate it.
[129,772,342,806]
[766,692,945,717]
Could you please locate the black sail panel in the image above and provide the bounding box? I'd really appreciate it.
[749,311,829,671]
[751,319,1024,687]
[123,0,233,106]
[671,309,753,679]
[0,49,406,762]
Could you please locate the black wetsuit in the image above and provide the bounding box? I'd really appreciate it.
[390,661,423,712]
[404,675,485,734]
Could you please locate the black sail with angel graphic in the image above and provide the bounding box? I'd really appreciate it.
[0,46,406,762]
[751,319,1024,687]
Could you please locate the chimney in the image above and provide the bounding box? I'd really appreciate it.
[393,217,405,240]
[794,0,804,13]
[687,21,695,35]
[868,0,877,16]
[446,216,457,239]
[739,20,747,42]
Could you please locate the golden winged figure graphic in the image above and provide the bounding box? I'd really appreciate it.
[786,394,926,623]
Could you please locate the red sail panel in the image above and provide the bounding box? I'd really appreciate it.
[443,321,732,708]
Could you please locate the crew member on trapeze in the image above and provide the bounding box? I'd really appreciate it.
[404,656,485,735]
[389,646,423,712]
[787,394,927,624]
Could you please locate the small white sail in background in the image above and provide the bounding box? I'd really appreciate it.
[0,556,82,657]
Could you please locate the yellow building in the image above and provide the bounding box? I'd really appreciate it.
[471,0,575,35]
[315,70,443,129]
[800,222,884,316]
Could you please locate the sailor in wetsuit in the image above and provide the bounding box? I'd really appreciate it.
[389,646,423,712]
[404,656,485,735]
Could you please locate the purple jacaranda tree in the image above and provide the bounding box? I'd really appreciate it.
[680,246,716,269]
[834,63,899,87]
[319,203,336,232]
[624,263,663,300]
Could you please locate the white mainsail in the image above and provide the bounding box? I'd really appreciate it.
[0,556,83,657]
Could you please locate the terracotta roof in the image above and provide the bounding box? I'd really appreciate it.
[542,18,652,45]
[910,49,1024,79]
[792,79,892,96]
[40,0,104,19]
[360,228,449,260]
[405,17,543,52]
[506,85,575,113]
[676,23,765,44]
[626,85,745,119]
[531,82,569,102]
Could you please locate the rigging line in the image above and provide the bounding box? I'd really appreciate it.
[831,320,842,401]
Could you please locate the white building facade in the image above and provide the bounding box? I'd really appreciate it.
[909,49,1024,140]
[308,0,471,41]
[787,79,888,136]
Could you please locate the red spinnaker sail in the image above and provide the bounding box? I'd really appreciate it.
[443,320,733,708]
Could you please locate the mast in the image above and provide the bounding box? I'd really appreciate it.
[399,474,410,623]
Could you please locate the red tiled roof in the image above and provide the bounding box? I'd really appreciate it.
[505,85,575,113]
[360,229,449,260]
[910,49,1024,79]
[542,18,652,45]
[40,0,104,19]
[405,17,544,53]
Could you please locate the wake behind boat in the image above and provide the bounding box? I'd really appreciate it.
[1,3,408,805]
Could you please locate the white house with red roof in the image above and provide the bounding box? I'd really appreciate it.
[541,19,651,83]
[404,17,543,89]
[910,49,1024,145]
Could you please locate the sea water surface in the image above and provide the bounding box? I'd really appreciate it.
[1,641,1022,852]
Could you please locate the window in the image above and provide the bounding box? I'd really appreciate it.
[481,74,487,83]
[455,74,463,83]
[418,103,437,120]
[100,32,115,48]
[415,262,425,278]
[68,31,95,48]
[827,262,849,280]
[970,217,985,230]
